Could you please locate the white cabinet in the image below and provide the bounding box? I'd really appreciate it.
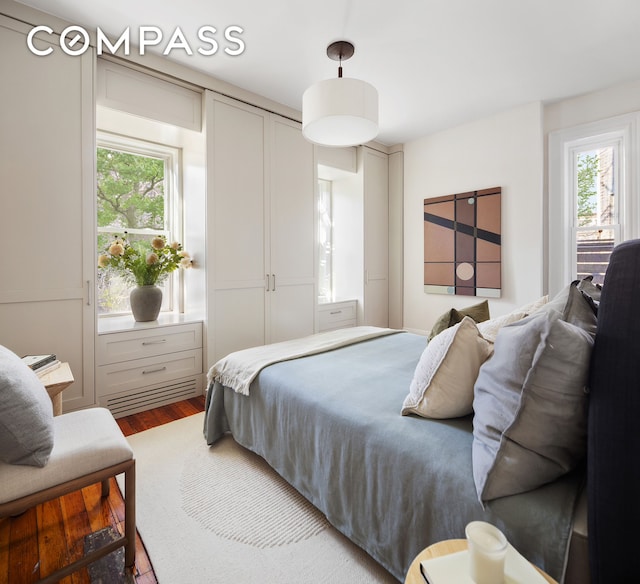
[363,147,390,328]
[388,150,404,329]
[96,322,203,417]
[318,300,357,332]
[0,16,96,412]
[206,93,315,363]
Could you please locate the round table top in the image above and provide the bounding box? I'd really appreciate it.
[404,539,557,584]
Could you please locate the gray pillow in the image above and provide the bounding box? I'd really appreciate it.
[472,311,593,501]
[538,279,598,337]
[0,344,54,467]
[577,275,602,315]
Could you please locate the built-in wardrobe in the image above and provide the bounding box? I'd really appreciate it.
[0,0,403,415]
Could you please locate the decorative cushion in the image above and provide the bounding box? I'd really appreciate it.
[476,311,528,343]
[428,299,490,341]
[402,317,493,419]
[476,295,548,343]
[0,344,54,467]
[577,275,602,315]
[538,279,598,337]
[517,294,549,315]
[472,311,593,502]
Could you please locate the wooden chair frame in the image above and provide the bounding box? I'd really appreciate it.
[0,459,135,584]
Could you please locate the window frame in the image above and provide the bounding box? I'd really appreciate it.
[548,112,639,295]
[96,131,184,317]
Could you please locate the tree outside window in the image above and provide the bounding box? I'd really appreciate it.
[575,147,617,285]
[97,138,177,315]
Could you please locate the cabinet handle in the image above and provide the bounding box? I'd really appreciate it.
[86,280,92,306]
[142,339,167,346]
[272,274,276,291]
[330,310,342,315]
[142,366,167,375]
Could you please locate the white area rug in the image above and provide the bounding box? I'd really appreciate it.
[119,413,399,583]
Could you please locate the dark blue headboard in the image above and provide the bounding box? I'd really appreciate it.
[587,238,640,582]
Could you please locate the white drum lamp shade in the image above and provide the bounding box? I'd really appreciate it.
[302,77,379,147]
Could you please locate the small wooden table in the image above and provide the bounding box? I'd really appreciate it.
[404,539,557,584]
[41,362,74,416]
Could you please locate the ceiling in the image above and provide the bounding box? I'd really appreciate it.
[14,0,640,145]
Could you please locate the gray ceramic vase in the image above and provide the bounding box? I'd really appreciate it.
[129,285,162,322]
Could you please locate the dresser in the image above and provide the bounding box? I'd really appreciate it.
[317,300,357,332]
[96,319,203,418]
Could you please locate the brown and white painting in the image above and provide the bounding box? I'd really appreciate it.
[423,187,501,297]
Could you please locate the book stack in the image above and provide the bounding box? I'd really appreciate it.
[22,354,61,377]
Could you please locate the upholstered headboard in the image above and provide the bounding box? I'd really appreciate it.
[587,239,640,582]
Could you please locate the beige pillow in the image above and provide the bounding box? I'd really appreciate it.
[402,317,493,419]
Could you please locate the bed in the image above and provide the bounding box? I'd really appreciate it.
[203,324,587,582]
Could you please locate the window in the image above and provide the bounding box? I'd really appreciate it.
[574,146,618,285]
[317,179,333,303]
[97,133,182,316]
[548,113,638,294]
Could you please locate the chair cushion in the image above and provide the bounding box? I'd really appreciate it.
[0,407,133,504]
[0,344,54,467]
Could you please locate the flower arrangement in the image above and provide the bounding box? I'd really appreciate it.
[98,233,192,287]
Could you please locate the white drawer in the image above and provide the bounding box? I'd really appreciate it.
[318,300,357,331]
[97,349,203,395]
[97,322,202,365]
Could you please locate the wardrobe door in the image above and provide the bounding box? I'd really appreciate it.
[363,147,389,328]
[0,17,96,411]
[208,94,268,362]
[268,115,316,343]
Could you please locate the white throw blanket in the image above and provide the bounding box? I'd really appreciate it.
[207,326,402,395]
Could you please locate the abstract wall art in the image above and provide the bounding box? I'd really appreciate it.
[423,186,501,297]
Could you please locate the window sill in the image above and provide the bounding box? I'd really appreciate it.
[97,311,205,335]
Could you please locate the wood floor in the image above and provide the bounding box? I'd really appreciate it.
[0,396,206,584]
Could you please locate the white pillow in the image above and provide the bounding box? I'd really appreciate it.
[401,317,493,419]
[477,311,527,343]
[476,295,549,343]
[518,294,549,315]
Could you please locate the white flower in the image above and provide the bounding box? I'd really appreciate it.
[180,257,192,269]
[151,237,165,250]
[170,241,180,250]
[109,242,124,256]
[146,252,159,265]
[98,254,110,268]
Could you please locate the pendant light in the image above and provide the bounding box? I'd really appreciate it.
[302,40,378,147]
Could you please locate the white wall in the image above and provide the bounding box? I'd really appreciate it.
[542,78,640,295]
[403,102,544,334]
[544,78,640,135]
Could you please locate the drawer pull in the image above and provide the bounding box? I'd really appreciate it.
[142,366,167,375]
[329,310,343,315]
[142,339,168,346]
